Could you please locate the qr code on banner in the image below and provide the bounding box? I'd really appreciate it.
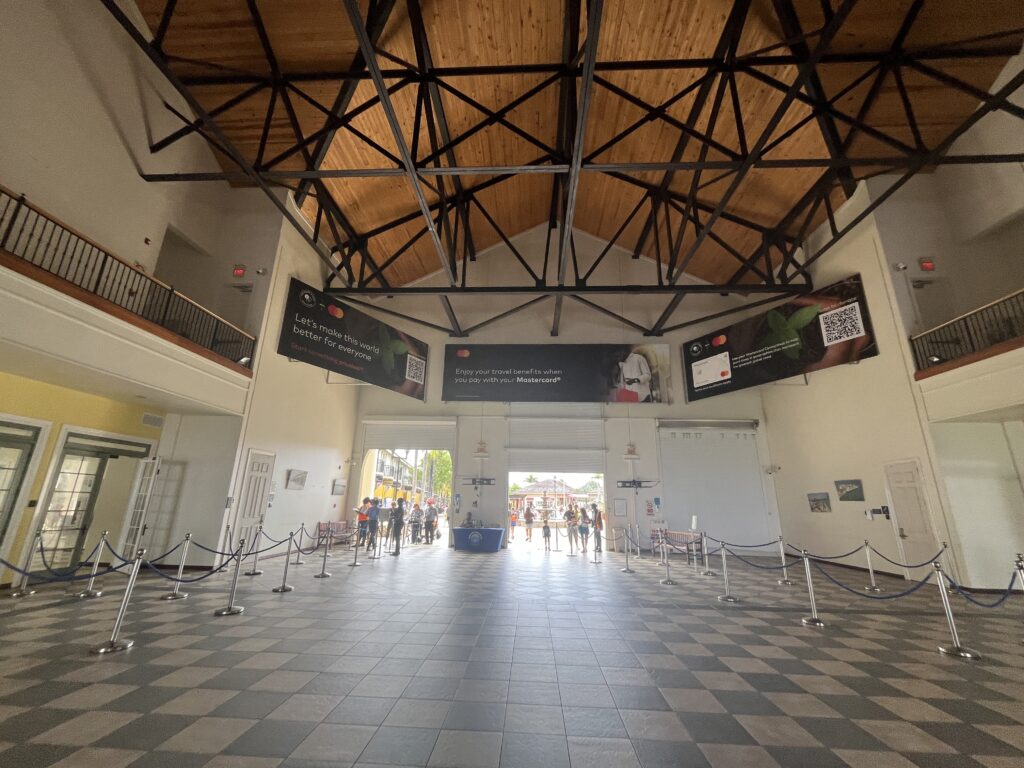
[405,354,426,384]
[819,302,866,346]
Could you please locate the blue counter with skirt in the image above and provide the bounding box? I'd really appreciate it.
[453,527,505,552]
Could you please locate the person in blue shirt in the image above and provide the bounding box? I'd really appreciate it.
[366,498,380,552]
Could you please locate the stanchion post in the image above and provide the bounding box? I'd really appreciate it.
[1015,554,1024,644]
[700,532,715,577]
[718,548,738,603]
[634,524,642,559]
[592,533,601,564]
[801,550,826,628]
[349,530,362,568]
[940,541,956,594]
[91,548,145,654]
[621,529,634,574]
[273,532,295,593]
[244,526,264,576]
[293,524,306,565]
[161,533,191,601]
[660,540,676,586]
[76,530,108,599]
[315,532,332,578]
[777,536,793,586]
[553,524,561,552]
[10,531,41,598]
[864,540,882,593]
[214,540,245,616]
[325,524,334,557]
[934,562,980,660]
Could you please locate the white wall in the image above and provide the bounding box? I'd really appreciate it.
[760,187,952,576]
[230,222,362,542]
[917,345,1024,423]
[157,413,243,567]
[931,421,1024,589]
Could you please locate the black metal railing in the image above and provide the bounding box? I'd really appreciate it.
[0,185,256,369]
[910,288,1024,372]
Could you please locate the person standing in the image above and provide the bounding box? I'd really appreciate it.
[523,506,535,542]
[357,498,370,547]
[410,503,424,543]
[390,498,406,556]
[591,503,603,553]
[564,507,579,554]
[579,509,591,554]
[509,509,518,541]
[542,520,551,551]
[424,502,438,544]
[366,498,380,552]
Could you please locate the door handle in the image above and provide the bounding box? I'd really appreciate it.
[141,524,148,536]
[898,527,908,539]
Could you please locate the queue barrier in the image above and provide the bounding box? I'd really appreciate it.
[3,520,1020,662]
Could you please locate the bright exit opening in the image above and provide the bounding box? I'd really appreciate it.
[507,472,604,548]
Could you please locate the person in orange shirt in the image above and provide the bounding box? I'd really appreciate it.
[357,497,370,547]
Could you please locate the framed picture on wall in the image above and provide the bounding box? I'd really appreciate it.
[613,498,627,517]
[834,479,865,501]
[331,479,346,496]
[285,470,307,490]
[807,492,832,514]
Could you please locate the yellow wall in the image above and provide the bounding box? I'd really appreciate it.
[0,371,163,580]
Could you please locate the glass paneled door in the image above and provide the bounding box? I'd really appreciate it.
[34,451,106,572]
[0,421,40,548]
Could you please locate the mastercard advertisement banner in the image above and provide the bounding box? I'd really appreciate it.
[277,278,428,400]
[682,275,878,401]
[442,343,672,403]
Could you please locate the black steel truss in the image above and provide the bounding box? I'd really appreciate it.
[107,0,1024,339]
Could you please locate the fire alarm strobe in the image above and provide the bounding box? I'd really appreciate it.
[232,264,246,278]
[918,258,936,272]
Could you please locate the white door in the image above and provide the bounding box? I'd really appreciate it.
[120,458,161,557]
[884,460,939,579]
[146,460,184,557]
[234,449,275,551]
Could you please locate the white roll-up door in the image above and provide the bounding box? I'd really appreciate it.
[507,417,605,473]
[363,420,457,453]
[657,427,774,544]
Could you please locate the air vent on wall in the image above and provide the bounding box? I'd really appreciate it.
[142,413,165,429]
[230,282,254,293]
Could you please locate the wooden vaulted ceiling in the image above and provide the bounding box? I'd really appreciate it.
[135,0,1022,289]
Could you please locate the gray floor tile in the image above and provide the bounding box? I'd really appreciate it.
[359,726,440,766]
[428,729,502,768]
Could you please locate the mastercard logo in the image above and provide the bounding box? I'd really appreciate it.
[711,334,727,347]
[326,304,344,319]
[456,349,471,358]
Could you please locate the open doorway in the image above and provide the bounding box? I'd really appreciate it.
[356,448,453,550]
[507,472,605,551]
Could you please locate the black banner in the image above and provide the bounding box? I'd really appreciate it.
[682,275,878,401]
[277,278,428,400]
[442,344,672,403]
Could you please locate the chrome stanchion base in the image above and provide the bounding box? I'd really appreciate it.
[700,570,715,577]
[91,638,134,654]
[243,569,264,576]
[272,584,294,593]
[801,616,826,628]
[717,595,740,603]
[777,578,793,586]
[864,585,882,593]
[938,644,981,660]
[621,567,635,573]
[161,591,188,601]
[214,605,244,616]
[314,572,332,579]
[76,588,103,599]
[660,578,677,585]
[10,589,36,599]
[347,562,362,568]
[293,558,306,565]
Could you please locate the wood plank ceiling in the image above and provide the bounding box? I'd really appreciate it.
[136,0,1021,289]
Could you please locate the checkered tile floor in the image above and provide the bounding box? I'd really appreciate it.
[0,535,1021,768]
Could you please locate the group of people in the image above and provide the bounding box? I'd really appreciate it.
[510,502,603,554]
[355,497,441,556]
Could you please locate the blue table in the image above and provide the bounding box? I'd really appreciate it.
[453,527,505,552]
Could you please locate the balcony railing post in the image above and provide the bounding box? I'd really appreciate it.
[161,287,174,326]
[92,252,111,294]
[1,193,26,250]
